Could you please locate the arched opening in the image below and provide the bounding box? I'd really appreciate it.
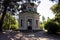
[27,19,32,30]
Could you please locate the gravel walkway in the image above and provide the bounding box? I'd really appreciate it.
[0,31,60,40]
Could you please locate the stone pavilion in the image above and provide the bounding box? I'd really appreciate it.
[19,0,40,30]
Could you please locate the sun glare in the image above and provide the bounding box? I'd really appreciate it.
[37,0,58,22]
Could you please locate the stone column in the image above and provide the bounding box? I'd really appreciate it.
[32,17,35,30]
[24,17,27,30]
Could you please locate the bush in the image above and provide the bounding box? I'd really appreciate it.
[2,13,19,30]
[10,20,18,30]
[44,20,59,33]
[40,22,46,30]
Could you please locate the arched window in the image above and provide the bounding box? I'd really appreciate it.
[27,19,32,26]
[27,7,32,11]
[21,19,23,27]
[36,20,38,27]
[34,8,37,12]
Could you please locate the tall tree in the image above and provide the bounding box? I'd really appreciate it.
[0,0,11,31]
[50,0,60,14]
[0,0,19,31]
[50,0,60,22]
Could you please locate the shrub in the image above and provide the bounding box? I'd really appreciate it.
[44,20,59,34]
[2,13,19,30]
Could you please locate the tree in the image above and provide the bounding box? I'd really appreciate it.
[50,0,60,14]
[42,16,45,22]
[0,0,11,31]
[42,16,45,30]
[0,0,20,31]
[0,0,23,31]
[50,0,60,22]
[49,0,60,32]
[44,20,59,33]
[0,0,10,31]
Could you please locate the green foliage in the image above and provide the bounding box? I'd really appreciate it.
[44,20,59,33]
[40,21,47,30]
[2,13,19,30]
[50,2,60,33]
[40,16,45,30]
[51,4,60,21]
[51,4,58,14]
[42,16,45,22]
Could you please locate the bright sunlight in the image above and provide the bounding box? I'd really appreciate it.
[37,0,58,22]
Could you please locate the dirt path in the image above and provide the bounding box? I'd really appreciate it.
[0,31,60,40]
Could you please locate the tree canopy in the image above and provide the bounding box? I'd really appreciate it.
[50,0,60,20]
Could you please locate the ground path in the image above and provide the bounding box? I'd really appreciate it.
[0,30,60,40]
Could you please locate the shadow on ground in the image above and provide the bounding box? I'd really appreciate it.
[0,30,60,40]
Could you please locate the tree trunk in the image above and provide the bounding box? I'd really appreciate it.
[0,0,10,31]
[0,8,7,31]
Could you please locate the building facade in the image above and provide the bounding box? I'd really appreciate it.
[19,0,40,30]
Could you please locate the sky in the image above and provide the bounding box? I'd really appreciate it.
[37,0,58,22]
